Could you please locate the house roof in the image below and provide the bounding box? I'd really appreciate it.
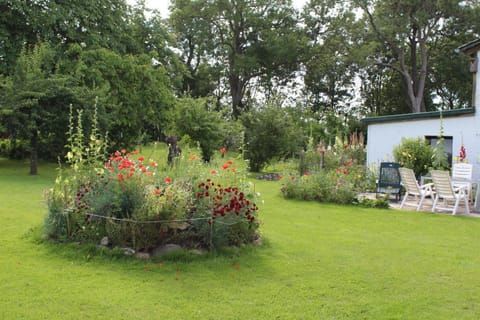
[456,39,480,56]
[361,108,475,124]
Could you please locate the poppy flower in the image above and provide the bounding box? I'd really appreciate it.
[220,147,227,154]
[164,176,171,184]
[138,156,144,161]
[231,168,236,173]
[150,161,157,167]
[211,169,217,174]
[133,150,139,155]
[222,163,229,170]
[153,188,161,195]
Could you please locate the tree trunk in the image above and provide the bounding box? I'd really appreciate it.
[230,73,245,118]
[29,131,38,175]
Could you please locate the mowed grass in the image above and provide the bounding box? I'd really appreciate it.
[2,157,480,319]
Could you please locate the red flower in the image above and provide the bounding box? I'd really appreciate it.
[121,149,127,154]
[118,173,124,181]
[220,147,227,154]
[459,145,466,161]
[153,188,161,195]
[164,176,171,184]
[211,169,217,174]
[138,156,145,161]
[222,163,229,170]
[114,151,121,157]
[133,150,139,155]
[231,168,236,173]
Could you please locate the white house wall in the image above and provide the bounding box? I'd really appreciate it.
[366,49,480,181]
[366,114,480,180]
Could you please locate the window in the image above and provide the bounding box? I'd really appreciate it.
[425,136,453,168]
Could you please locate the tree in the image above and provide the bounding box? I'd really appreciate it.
[1,44,78,174]
[169,0,306,117]
[241,101,302,172]
[354,0,479,113]
[173,97,225,162]
[302,0,359,117]
[60,46,175,149]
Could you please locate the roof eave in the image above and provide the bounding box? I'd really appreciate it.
[456,39,480,55]
[361,108,476,124]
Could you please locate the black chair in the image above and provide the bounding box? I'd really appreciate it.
[377,162,401,201]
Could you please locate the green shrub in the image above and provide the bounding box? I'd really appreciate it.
[241,102,302,172]
[281,162,365,205]
[393,137,434,177]
[173,97,224,162]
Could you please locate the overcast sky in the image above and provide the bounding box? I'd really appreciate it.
[132,0,308,18]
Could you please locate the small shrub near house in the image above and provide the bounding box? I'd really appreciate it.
[44,108,260,252]
[393,137,434,178]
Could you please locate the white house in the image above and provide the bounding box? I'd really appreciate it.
[363,39,480,181]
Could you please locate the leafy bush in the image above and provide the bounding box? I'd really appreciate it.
[241,102,302,172]
[173,97,224,162]
[281,162,365,205]
[393,137,434,177]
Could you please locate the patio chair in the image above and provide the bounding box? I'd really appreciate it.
[399,167,434,211]
[431,170,470,215]
[376,162,401,201]
[451,162,474,202]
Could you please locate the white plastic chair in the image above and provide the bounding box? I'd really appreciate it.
[399,168,434,211]
[451,163,473,202]
[431,170,470,215]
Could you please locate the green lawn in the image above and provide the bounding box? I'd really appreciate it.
[2,157,480,319]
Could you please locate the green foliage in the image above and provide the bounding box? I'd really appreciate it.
[45,110,260,250]
[354,197,390,209]
[242,102,303,172]
[170,0,307,116]
[281,133,373,205]
[393,137,434,177]
[173,97,225,162]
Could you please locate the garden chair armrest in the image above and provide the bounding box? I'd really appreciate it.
[453,185,469,194]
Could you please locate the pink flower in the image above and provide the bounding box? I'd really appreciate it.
[459,145,466,161]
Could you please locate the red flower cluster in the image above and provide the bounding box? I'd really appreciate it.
[221,159,235,172]
[196,179,258,224]
[105,150,154,180]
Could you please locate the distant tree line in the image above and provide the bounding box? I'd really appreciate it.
[0,0,479,173]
